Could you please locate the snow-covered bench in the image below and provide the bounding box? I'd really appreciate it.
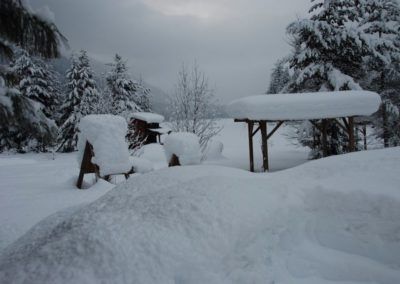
[164,132,201,167]
[76,115,134,189]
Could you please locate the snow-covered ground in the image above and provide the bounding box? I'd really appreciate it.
[1,119,398,283]
[1,147,399,283]
[0,153,114,251]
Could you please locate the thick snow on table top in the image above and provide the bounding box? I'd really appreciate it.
[1,148,400,284]
[228,91,382,121]
[78,115,132,177]
[131,112,165,123]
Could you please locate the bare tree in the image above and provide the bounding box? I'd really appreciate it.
[169,62,222,151]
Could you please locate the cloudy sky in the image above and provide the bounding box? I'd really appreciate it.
[32,0,310,103]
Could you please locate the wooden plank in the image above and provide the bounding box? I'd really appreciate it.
[322,119,328,157]
[76,141,93,189]
[260,121,269,172]
[348,116,355,152]
[266,121,284,140]
[252,126,261,137]
[247,121,255,172]
[363,125,367,150]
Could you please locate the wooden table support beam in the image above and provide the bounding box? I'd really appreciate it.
[260,121,269,172]
[247,121,255,172]
[348,116,355,152]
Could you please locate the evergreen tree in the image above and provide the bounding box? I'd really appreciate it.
[287,0,366,92]
[58,50,99,152]
[10,51,58,118]
[76,50,100,116]
[267,58,290,94]
[286,0,370,157]
[106,54,150,117]
[0,62,57,152]
[0,0,67,59]
[0,1,66,152]
[359,0,400,147]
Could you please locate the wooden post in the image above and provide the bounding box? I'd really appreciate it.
[76,141,92,189]
[363,124,367,150]
[259,121,269,172]
[321,119,328,157]
[247,121,255,172]
[348,117,355,152]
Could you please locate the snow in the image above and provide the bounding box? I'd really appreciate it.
[78,115,132,177]
[228,91,382,121]
[0,153,114,251]
[130,157,154,174]
[164,132,202,165]
[0,148,399,283]
[203,140,224,161]
[131,112,165,123]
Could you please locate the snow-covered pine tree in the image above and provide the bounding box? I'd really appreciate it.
[359,0,400,147]
[0,62,57,152]
[287,0,366,92]
[286,0,369,157]
[58,50,99,152]
[106,54,143,117]
[0,1,65,152]
[267,58,290,94]
[76,50,100,116]
[10,51,58,119]
[0,0,67,59]
[106,54,152,149]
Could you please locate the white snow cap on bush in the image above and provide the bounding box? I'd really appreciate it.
[228,90,381,121]
[78,115,132,177]
[164,132,201,166]
[131,112,164,123]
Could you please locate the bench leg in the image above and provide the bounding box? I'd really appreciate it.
[77,169,84,189]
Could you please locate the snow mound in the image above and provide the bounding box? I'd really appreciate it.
[204,140,224,160]
[78,115,132,177]
[131,112,164,123]
[164,132,201,165]
[1,148,400,283]
[228,90,381,121]
[130,157,154,174]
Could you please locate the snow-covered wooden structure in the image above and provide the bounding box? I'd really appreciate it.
[164,132,202,167]
[228,91,381,172]
[76,115,134,189]
[130,112,171,145]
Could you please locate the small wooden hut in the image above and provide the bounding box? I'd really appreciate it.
[130,112,171,144]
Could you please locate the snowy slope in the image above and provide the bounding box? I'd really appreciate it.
[0,153,114,251]
[1,148,399,284]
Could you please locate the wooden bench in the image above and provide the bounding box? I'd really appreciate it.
[76,141,134,189]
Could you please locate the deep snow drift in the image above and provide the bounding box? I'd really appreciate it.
[1,148,399,284]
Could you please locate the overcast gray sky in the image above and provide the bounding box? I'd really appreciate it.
[32,0,310,103]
